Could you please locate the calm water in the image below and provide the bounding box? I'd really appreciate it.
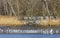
[0,34,60,38]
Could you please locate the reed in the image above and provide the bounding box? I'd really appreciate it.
[0,0,60,26]
[1,0,60,17]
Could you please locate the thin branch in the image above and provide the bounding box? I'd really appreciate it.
[7,0,17,17]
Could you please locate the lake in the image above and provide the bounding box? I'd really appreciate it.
[0,34,60,38]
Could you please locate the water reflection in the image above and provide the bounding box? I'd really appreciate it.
[0,28,59,34]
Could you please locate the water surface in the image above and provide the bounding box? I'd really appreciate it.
[0,34,60,38]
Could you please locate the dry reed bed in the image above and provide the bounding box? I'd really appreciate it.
[39,18,60,26]
[0,16,26,26]
[0,16,60,26]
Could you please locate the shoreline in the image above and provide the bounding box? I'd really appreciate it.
[0,25,60,34]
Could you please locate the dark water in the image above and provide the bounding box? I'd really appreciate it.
[0,34,60,38]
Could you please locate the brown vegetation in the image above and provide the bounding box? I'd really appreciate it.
[0,0,60,26]
[38,18,60,26]
[0,0,60,17]
[0,16,59,26]
[0,15,27,26]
